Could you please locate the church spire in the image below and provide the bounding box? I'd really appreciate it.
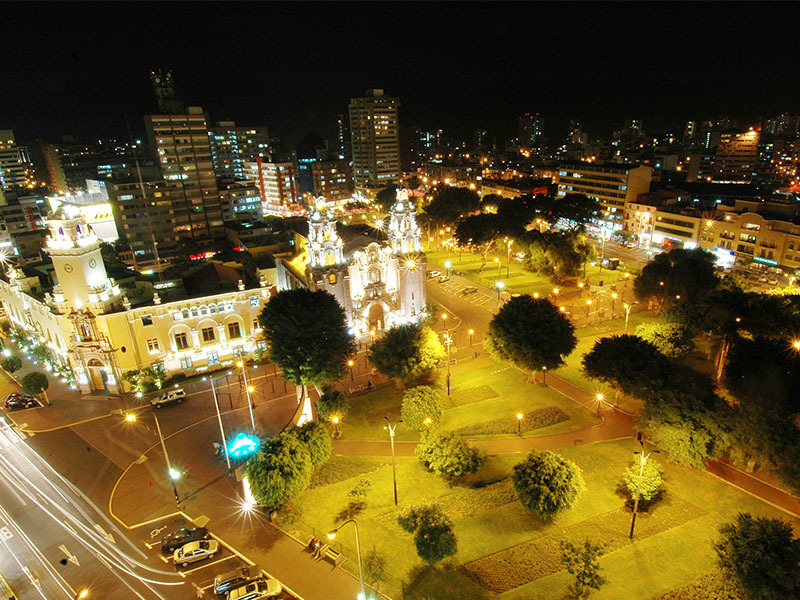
[388,189,422,255]
[307,199,344,268]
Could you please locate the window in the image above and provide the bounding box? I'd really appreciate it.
[209,304,217,314]
[180,357,193,370]
[253,319,260,332]
[227,321,242,339]
[174,332,189,350]
[256,340,268,353]
[146,338,160,352]
[249,296,259,307]
[191,307,199,318]
[201,327,215,343]
[173,311,181,321]
[226,302,233,312]
[181,308,190,319]
[200,305,208,315]
[207,351,219,366]
[218,302,225,313]
[141,315,153,326]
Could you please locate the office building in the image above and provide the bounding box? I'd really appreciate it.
[311,159,353,204]
[713,129,759,183]
[556,163,653,230]
[145,107,224,240]
[519,113,545,147]
[337,114,351,161]
[349,89,401,196]
[219,181,263,223]
[208,122,270,180]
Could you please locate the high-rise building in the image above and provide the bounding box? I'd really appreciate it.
[519,113,545,147]
[208,122,270,180]
[683,120,697,144]
[0,130,34,191]
[336,114,351,161]
[714,129,759,183]
[312,159,353,203]
[145,107,224,241]
[349,89,401,196]
[219,180,263,223]
[473,129,488,152]
[41,137,147,191]
[149,69,184,114]
[244,159,299,211]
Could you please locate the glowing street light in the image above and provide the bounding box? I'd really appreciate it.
[596,393,605,414]
[327,520,366,600]
[74,590,89,600]
[585,298,592,317]
[516,412,524,435]
[793,340,800,351]
[496,280,505,306]
[468,328,474,347]
[347,359,355,380]
[444,259,452,277]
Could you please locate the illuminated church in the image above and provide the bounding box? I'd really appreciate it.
[277,189,427,335]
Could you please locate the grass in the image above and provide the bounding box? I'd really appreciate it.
[309,456,388,488]
[339,354,601,441]
[280,438,800,600]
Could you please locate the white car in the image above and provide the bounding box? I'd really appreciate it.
[152,388,186,408]
[173,539,219,567]
[228,578,283,600]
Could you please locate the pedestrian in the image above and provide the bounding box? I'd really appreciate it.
[313,538,322,559]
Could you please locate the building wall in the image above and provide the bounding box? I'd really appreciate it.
[311,159,353,203]
[714,130,759,183]
[209,124,270,180]
[349,90,401,195]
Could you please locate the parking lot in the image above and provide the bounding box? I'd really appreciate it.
[427,271,498,311]
[135,515,302,599]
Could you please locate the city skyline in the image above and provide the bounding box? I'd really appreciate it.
[3,3,800,146]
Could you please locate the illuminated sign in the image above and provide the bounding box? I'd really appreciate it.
[227,433,260,458]
[753,256,778,266]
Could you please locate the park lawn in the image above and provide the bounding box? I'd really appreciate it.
[282,438,800,600]
[339,354,600,441]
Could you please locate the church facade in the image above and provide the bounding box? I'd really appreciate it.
[276,189,427,335]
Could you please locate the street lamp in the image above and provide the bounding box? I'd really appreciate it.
[516,412,523,435]
[384,417,402,506]
[202,375,231,470]
[125,413,180,505]
[237,361,257,431]
[468,328,474,347]
[496,281,505,306]
[327,520,366,600]
[630,434,660,539]
[585,298,592,317]
[331,415,341,438]
[595,393,604,415]
[444,259,452,278]
[74,590,89,600]
[494,257,501,278]
[348,359,355,380]
[623,302,638,333]
[578,282,585,297]
[792,340,800,351]
[611,292,618,316]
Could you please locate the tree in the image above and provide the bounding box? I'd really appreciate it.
[560,539,606,598]
[0,320,11,333]
[1,355,21,373]
[363,545,387,591]
[21,371,49,396]
[348,478,372,504]
[397,504,457,564]
[714,513,800,600]
[245,433,313,509]
[725,336,800,417]
[316,390,349,423]
[151,362,167,389]
[369,324,445,385]
[539,194,598,231]
[401,386,443,431]
[415,432,487,479]
[375,184,398,214]
[582,335,671,396]
[284,421,331,467]
[512,450,586,517]
[621,458,663,502]
[424,186,480,226]
[485,295,577,382]
[634,322,693,358]
[260,288,355,415]
[634,248,718,313]
[455,213,502,272]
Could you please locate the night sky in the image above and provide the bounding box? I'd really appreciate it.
[3,2,800,147]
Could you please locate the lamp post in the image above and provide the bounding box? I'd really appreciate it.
[331,415,341,438]
[585,299,592,317]
[516,412,523,435]
[384,417,402,506]
[623,302,637,333]
[203,375,231,470]
[444,259,452,278]
[442,313,451,397]
[495,257,501,279]
[327,520,365,600]
[610,292,618,317]
[596,393,604,415]
[630,435,660,540]
[348,359,355,381]
[237,361,256,431]
[496,281,505,307]
[468,328,474,347]
[127,413,181,505]
[578,282,585,297]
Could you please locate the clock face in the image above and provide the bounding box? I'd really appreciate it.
[63,264,74,273]
[88,259,97,269]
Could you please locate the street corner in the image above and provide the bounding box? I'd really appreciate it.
[111,459,181,527]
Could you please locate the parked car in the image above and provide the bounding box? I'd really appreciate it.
[151,388,186,409]
[227,578,283,600]
[173,539,218,567]
[5,393,38,410]
[438,275,450,283]
[161,526,210,552]
[427,270,441,278]
[460,286,478,296]
[214,565,260,595]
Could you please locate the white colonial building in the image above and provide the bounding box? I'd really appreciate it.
[276,189,427,335]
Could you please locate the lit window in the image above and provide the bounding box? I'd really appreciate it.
[201,327,215,343]
[249,296,259,307]
[227,321,242,339]
[146,338,160,352]
[174,332,189,350]
[180,357,193,370]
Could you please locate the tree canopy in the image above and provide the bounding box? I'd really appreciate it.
[283,421,331,467]
[401,386,444,431]
[634,322,693,358]
[537,193,599,231]
[375,184,398,214]
[415,432,487,479]
[485,295,577,376]
[245,433,313,509]
[368,324,445,384]
[634,248,718,312]
[21,371,49,396]
[259,288,355,386]
[397,504,458,564]
[714,513,800,600]
[316,390,349,423]
[525,231,595,284]
[582,335,671,396]
[512,450,586,517]
[424,186,480,226]
[622,458,663,502]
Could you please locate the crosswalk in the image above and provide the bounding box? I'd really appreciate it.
[432,278,497,310]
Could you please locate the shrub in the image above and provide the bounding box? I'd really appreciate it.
[512,450,586,517]
[0,320,10,333]
[21,371,49,396]
[285,421,331,467]
[317,390,349,423]
[401,385,443,430]
[415,432,487,479]
[398,504,457,564]
[1,355,22,373]
[368,324,446,384]
[635,322,693,358]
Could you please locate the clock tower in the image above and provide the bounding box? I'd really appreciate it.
[45,207,122,315]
